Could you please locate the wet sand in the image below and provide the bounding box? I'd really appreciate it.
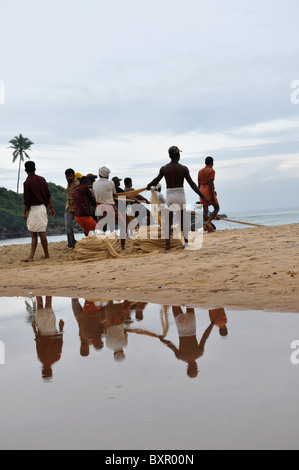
[0,223,298,312]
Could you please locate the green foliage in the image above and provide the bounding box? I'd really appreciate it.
[0,183,67,235]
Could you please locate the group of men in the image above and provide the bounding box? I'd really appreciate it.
[22,146,220,260]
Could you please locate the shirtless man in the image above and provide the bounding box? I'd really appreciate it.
[147,146,210,249]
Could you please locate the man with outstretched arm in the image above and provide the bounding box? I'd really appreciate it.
[147,146,211,250]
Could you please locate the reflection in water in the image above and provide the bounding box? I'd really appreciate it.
[159,307,228,378]
[2,296,299,450]
[32,296,64,381]
[29,296,227,382]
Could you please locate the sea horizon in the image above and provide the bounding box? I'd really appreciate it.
[0,205,298,247]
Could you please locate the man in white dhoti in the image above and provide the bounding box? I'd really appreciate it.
[147,146,211,250]
[22,161,55,261]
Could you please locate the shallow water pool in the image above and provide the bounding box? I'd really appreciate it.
[0,296,299,450]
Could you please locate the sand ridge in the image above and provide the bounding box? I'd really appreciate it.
[0,223,298,312]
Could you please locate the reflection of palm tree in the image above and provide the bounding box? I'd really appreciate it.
[9,133,34,210]
[25,297,37,324]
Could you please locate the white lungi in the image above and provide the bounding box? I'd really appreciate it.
[166,187,186,211]
[27,204,48,233]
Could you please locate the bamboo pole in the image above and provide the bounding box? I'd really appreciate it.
[219,218,266,227]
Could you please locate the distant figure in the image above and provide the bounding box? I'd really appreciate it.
[147,146,211,249]
[86,173,98,221]
[124,177,151,226]
[151,183,166,205]
[112,176,124,209]
[198,156,220,232]
[93,166,126,249]
[65,168,80,248]
[22,161,55,262]
[73,176,97,236]
[112,176,124,194]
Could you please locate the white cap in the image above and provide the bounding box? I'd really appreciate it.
[98,166,110,177]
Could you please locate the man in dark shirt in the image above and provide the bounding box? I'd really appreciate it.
[23,161,55,262]
[73,176,97,236]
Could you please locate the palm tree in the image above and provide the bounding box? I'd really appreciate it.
[9,134,34,210]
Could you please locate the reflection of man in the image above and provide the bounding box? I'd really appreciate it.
[32,296,64,381]
[72,298,106,357]
[209,308,228,337]
[105,301,133,362]
[159,306,216,378]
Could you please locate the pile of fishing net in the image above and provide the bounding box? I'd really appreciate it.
[130,225,184,253]
[72,188,184,262]
[72,232,123,261]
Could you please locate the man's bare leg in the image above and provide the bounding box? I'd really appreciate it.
[207,203,220,230]
[39,232,50,259]
[22,232,38,262]
[180,209,189,245]
[165,209,173,250]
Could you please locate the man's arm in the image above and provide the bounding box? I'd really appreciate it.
[48,197,55,217]
[208,179,216,203]
[185,168,211,205]
[147,167,164,190]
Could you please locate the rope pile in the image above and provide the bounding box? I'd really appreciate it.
[72,187,184,261]
[72,233,122,261]
[131,225,184,253]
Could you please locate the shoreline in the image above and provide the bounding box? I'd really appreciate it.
[0,223,298,313]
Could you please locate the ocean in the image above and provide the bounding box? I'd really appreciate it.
[0,206,298,246]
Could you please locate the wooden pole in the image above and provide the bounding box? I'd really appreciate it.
[219,218,266,227]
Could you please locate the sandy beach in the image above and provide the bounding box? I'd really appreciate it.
[0,223,298,313]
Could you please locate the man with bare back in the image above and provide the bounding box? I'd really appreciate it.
[147,146,210,250]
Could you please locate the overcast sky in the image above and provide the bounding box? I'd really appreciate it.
[1,0,299,212]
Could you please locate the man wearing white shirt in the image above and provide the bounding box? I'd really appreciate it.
[93,166,126,249]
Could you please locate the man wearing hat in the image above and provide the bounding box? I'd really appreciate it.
[86,173,98,221]
[93,167,126,249]
[147,146,211,249]
[111,176,124,209]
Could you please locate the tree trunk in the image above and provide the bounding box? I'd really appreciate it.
[16,154,21,212]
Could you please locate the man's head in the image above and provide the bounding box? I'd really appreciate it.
[112,176,122,187]
[205,156,214,166]
[25,161,36,174]
[98,166,110,178]
[168,146,182,160]
[65,168,75,184]
[86,173,97,183]
[124,177,132,188]
[79,176,90,186]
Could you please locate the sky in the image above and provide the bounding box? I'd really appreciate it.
[1,0,299,213]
